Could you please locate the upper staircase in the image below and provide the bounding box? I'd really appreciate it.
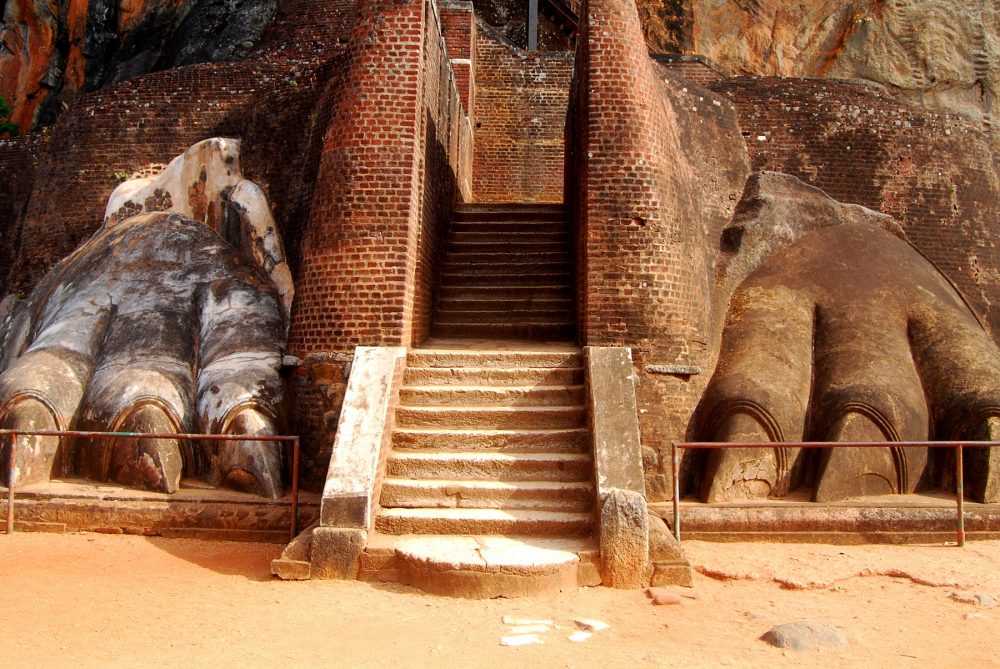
[432,204,575,341]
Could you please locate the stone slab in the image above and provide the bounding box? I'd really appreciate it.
[321,346,406,529]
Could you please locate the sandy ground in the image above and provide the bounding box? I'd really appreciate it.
[2,534,999,668]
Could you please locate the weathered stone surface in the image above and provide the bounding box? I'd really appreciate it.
[0,140,291,498]
[599,488,649,589]
[638,1,999,146]
[393,535,581,598]
[646,512,693,586]
[320,346,406,529]
[310,527,366,580]
[760,621,847,651]
[696,173,1000,503]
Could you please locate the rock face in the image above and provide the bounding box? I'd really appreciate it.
[0,0,278,131]
[638,0,998,141]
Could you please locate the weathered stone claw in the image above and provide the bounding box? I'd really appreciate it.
[701,413,782,502]
[0,398,60,486]
[216,407,283,499]
[103,403,184,494]
[812,411,925,503]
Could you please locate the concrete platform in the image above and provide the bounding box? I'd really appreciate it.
[2,478,320,542]
[653,492,1000,544]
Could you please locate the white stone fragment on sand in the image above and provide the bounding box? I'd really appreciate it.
[574,618,610,632]
[502,616,553,626]
[568,631,592,643]
[500,634,543,647]
[507,625,551,635]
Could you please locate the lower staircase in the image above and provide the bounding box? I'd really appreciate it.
[362,203,600,597]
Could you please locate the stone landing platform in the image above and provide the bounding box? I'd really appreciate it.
[654,493,1000,545]
[2,479,320,542]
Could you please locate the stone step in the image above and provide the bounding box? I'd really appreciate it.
[430,322,575,340]
[391,427,590,452]
[374,508,592,536]
[434,309,575,323]
[380,479,594,512]
[435,297,574,312]
[403,365,583,386]
[396,404,585,429]
[407,349,581,368]
[451,221,567,234]
[359,534,602,596]
[439,271,572,287]
[399,384,584,407]
[453,205,565,223]
[442,260,571,275]
[385,450,592,481]
[438,285,572,300]
[445,250,570,264]
[449,231,568,245]
[449,241,566,254]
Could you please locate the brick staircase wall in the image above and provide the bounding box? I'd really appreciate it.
[472,21,573,203]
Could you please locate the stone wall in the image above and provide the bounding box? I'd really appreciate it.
[472,22,572,203]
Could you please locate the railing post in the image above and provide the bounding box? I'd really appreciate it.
[6,432,15,535]
[956,443,965,547]
[290,437,300,541]
[672,442,680,543]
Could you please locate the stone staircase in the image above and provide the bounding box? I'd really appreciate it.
[432,204,575,340]
[362,345,600,596]
[357,204,598,596]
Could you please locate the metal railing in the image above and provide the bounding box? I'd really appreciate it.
[670,441,997,548]
[2,429,301,541]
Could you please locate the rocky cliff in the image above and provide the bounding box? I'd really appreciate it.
[640,0,998,143]
[1,0,277,131]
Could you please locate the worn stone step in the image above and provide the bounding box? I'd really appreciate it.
[449,241,567,254]
[391,427,590,452]
[399,384,584,407]
[385,451,592,481]
[396,404,586,429]
[403,366,582,386]
[438,285,572,300]
[451,221,567,234]
[449,231,568,244]
[435,297,574,312]
[439,272,572,287]
[375,508,592,536]
[442,260,571,275]
[434,309,574,324]
[380,479,594,512]
[446,250,570,264]
[453,205,565,223]
[359,534,602,596]
[407,349,581,369]
[430,322,575,340]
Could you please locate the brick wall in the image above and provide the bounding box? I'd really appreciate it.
[568,0,750,501]
[711,76,1000,338]
[285,0,473,483]
[473,22,572,202]
[0,134,42,288]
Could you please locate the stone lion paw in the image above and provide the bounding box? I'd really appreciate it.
[0,139,292,498]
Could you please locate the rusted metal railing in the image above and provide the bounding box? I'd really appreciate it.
[670,441,996,548]
[2,429,300,541]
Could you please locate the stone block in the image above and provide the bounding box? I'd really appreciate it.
[310,527,367,580]
[599,488,649,589]
[271,558,311,580]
